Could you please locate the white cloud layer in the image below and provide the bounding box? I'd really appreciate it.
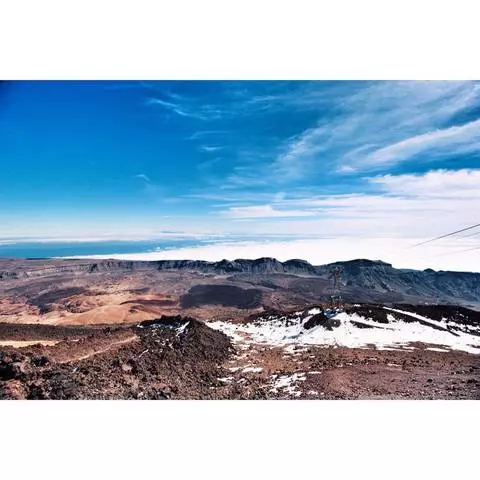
[216,169,480,242]
[225,205,316,219]
[70,236,480,272]
[370,168,480,198]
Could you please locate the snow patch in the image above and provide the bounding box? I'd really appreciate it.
[270,373,306,397]
[207,307,480,354]
[176,320,190,335]
[218,377,233,383]
[242,366,263,373]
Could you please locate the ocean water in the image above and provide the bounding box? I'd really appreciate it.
[0,235,305,260]
[0,239,210,259]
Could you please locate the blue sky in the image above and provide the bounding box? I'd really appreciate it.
[1,80,480,242]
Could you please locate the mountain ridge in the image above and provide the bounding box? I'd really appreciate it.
[1,255,476,275]
[1,256,480,305]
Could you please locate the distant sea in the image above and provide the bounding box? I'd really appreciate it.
[0,235,305,260]
[0,239,210,259]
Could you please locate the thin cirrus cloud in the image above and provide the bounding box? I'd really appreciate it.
[348,118,480,169]
[272,126,329,181]
[146,94,229,121]
[133,173,151,182]
[259,81,480,182]
[198,145,223,153]
[145,97,202,119]
[133,173,167,199]
[144,81,480,187]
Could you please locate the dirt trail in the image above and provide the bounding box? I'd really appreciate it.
[60,335,138,363]
[0,340,59,348]
[52,333,139,364]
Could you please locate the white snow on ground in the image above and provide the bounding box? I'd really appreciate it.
[207,308,480,354]
[270,373,306,397]
[176,320,190,335]
[283,344,309,355]
[384,307,454,330]
[242,366,263,373]
[384,307,480,335]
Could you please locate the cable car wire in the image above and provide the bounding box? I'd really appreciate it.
[410,222,480,248]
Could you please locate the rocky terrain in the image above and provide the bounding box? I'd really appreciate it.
[0,317,234,399]
[1,257,479,400]
[0,303,479,400]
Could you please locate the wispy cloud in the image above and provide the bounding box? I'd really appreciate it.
[134,173,151,182]
[198,145,223,153]
[253,81,480,181]
[370,168,480,198]
[223,205,317,219]
[186,130,228,140]
[145,82,340,126]
[133,172,167,199]
[354,119,480,168]
[146,91,231,122]
[213,169,480,238]
[221,172,269,189]
[183,191,274,204]
[146,97,205,119]
[141,81,480,238]
[197,81,479,191]
[272,126,329,181]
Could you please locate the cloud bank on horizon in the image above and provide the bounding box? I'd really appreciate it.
[1,80,479,268]
[68,236,480,273]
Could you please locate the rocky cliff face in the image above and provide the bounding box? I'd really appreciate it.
[1,257,480,304]
[316,259,480,303]
[0,257,318,279]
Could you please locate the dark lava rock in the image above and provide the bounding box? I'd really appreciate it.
[346,305,389,324]
[180,284,262,309]
[304,313,327,330]
[304,313,340,331]
[0,352,30,381]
